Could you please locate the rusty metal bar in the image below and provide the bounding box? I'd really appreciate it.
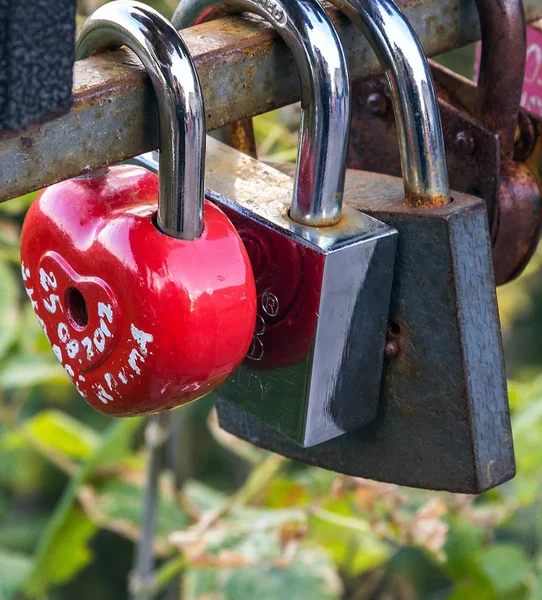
[1,0,542,202]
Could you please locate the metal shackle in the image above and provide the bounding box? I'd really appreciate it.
[76,0,205,240]
[174,0,451,207]
[173,0,351,227]
[338,0,450,205]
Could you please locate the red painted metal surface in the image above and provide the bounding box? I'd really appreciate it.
[20,165,256,416]
[223,208,322,368]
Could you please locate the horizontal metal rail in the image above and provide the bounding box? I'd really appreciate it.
[1,0,542,202]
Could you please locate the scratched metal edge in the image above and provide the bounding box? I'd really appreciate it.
[448,203,516,490]
[1,0,541,201]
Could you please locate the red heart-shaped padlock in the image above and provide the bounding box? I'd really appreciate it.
[18,2,257,416]
[21,165,256,416]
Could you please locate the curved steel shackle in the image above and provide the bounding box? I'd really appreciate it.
[343,0,450,205]
[173,0,351,227]
[76,0,205,240]
[174,0,450,206]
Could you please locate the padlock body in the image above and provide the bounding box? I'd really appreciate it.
[20,165,256,415]
[205,139,397,447]
[217,164,515,493]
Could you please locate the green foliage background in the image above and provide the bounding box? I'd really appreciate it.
[0,1,541,598]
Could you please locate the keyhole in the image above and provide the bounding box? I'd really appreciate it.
[66,287,89,328]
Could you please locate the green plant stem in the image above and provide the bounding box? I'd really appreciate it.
[229,454,286,510]
[151,555,187,598]
[309,506,373,534]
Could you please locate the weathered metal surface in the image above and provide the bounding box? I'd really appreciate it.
[348,66,542,287]
[348,70,501,222]
[474,0,526,160]
[220,119,258,158]
[217,164,514,494]
[347,0,542,286]
[1,0,542,202]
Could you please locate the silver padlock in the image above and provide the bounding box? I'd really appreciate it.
[172,0,401,448]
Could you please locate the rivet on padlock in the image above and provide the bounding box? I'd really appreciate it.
[174,0,398,446]
[210,0,514,493]
[19,1,256,416]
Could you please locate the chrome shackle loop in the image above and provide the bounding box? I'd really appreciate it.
[344,0,450,204]
[77,0,206,239]
[174,0,450,207]
[174,0,351,226]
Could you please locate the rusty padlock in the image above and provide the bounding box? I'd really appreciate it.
[201,0,514,493]
[174,0,398,447]
[19,1,256,416]
[347,0,542,285]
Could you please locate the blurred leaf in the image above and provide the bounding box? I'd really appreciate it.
[479,544,531,595]
[0,220,19,248]
[0,516,49,554]
[378,547,452,599]
[27,507,96,594]
[444,521,484,580]
[208,407,266,465]
[447,578,496,600]
[264,479,311,508]
[253,108,299,163]
[0,260,20,361]
[0,489,7,521]
[0,354,68,389]
[292,468,336,497]
[169,476,338,600]
[18,303,56,356]
[184,480,305,527]
[0,192,37,216]
[0,434,51,495]
[22,410,99,460]
[24,417,143,597]
[434,44,476,80]
[528,572,542,600]
[184,546,342,600]
[0,547,33,600]
[308,497,390,577]
[507,377,542,504]
[80,477,189,551]
[78,0,177,17]
[184,479,229,513]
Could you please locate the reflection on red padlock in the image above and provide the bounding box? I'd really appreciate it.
[20,2,256,416]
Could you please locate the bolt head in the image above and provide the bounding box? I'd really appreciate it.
[366,92,388,116]
[454,131,476,156]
